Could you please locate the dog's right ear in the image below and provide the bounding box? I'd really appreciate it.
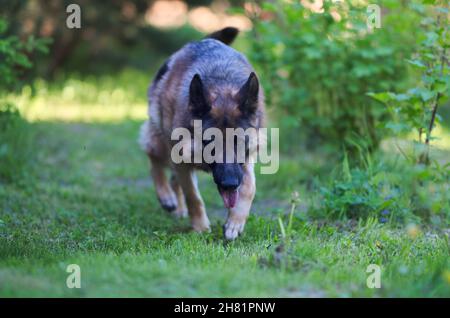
[237,72,259,116]
[189,74,211,117]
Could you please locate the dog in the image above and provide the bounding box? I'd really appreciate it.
[139,27,265,240]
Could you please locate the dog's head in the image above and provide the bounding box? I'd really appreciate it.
[188,72,260,208]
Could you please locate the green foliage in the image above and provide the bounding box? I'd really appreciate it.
[368,1,449,164]
[4,1,203,77]
[250,0,419,152]
[1,2,449,298]
[0,103,34,183]
[0,18,50,91]
[0,18,48,183]
[0,63,448,296]
[312,152,450,225]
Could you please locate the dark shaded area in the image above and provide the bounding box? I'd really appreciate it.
[1,0,242,78]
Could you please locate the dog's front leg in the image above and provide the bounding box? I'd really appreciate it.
[224,163,256,240]
[173,165,210,232]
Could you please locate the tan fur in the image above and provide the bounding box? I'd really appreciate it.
[224,163,256,239]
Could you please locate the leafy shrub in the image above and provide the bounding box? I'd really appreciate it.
[250,0,420,152]
[0,18,48,183]
[0,18,50,91]
[0,103,34,182]
[368,1,449,164]
[311,153,450,226]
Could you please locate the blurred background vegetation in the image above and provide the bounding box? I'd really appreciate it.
[1,0,449,297]
[1,0,249,78]
[1,0,449,226]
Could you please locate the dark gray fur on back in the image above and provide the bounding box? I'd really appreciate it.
[179,39,252,87]
[150,38,254,106]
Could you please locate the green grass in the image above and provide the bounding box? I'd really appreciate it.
[1,71,449,297]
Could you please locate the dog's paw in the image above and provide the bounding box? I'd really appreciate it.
[223,219,245,240]
[173,208,188,218]
[191,216,211,233]
[158,195,177,212]
[158,191,178,212]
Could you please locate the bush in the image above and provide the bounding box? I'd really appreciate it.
[250,0,420,153]
[368,1,449,164]
[311,152,450,226]
[0,103,34,182]
[0,18,48,183]
[0,18,49,91]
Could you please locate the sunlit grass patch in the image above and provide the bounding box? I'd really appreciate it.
[16,101,147,123]
[9,69,149,123]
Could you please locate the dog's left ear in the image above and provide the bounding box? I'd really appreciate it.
[189,74,211,117]
[237,72,259,116]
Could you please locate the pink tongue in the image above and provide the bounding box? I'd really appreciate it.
[220,189,239,208]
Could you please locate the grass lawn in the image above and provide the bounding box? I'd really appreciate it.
[1,73,449,297]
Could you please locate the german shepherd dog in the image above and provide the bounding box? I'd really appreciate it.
[139,27,265,240]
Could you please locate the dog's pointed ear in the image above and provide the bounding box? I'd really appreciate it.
[238,72,259,116]
[189,74,211,117]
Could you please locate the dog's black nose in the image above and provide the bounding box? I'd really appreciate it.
[212,163,243,191]
[218,178,240,191]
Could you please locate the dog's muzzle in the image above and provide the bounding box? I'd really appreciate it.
[212,163,243,209]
